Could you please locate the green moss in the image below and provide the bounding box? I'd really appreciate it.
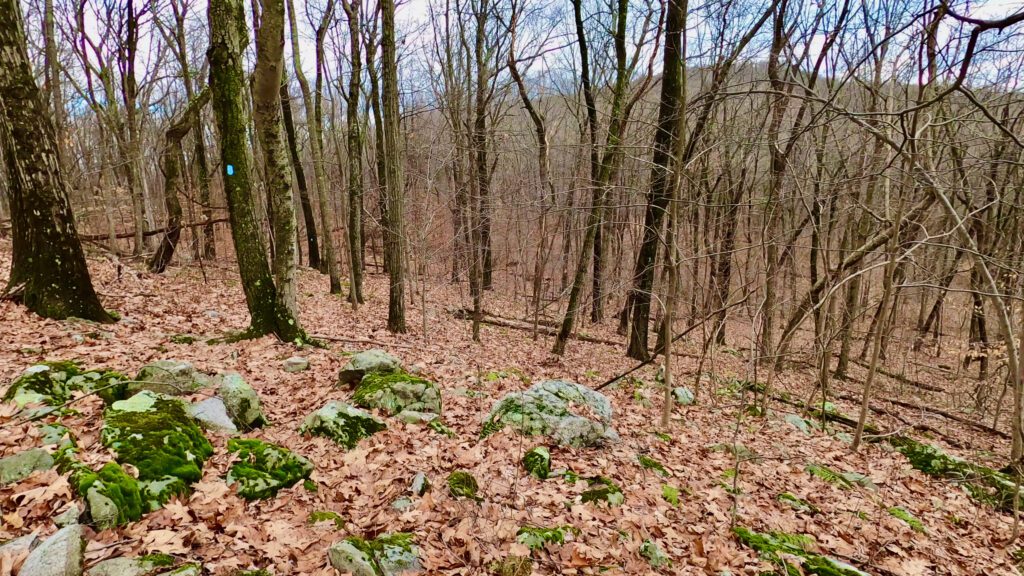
[140,553,176,567]
[343,533,418,575]
[169,334,197,345]
[662,484,681,507]
[489,556,532,576]
[638,454,669,476]
[102,391,213,507]
[352,371,441,416]
[480,393,570,439]
[516,525,577,550]
[639,539,671,568]
[581,476,624,506]
[72,462,144,526]
[887,506,925,533]
[308,510,345,528]
[299,401,387,449]
[447,470,481,501]
[733,526,870,576]
[522,446,550,479]
[778,492,818,514]
[3,361,81,405]
[891,436,1020,511]
[805,464,853,489]
[226,438,314,500]
[428,419,455,437]
[234,570,272,576]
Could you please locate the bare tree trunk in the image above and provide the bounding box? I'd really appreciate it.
[380,0,406,333]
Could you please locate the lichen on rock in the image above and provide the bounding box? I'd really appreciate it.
[217,373,266,429]
[131,360,208,396]
[0,448,54,486]
[522,446,550,480]
[482,379,617,447]
[102,390,213,508]
[353,371,441,416]
[226,438,314,500]
[299,401,386,449]
[447,470,481,501]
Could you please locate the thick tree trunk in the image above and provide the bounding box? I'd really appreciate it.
[342,0,365,305]
[207,0,303,341]
[381,0,406,333]
[0,0,111,322]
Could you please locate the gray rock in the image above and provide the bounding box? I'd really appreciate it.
[391,497,414,511]
[86,487,119,531]
[299,401,386,449]
[410,472,430,496]
[283,356,310,373]
[156,565,201,576]
[328,541,379,576]
[0,534,38,560]
[0,448,54,485]
[19,524,85,576]
[217,373,265,429]
[783,413,811,435]
[131,361,207,396]
[672,386,694,406]
[396,410,438,424]
[482,379,617,447]
[86,556,172,576]
[328,535,420,576]
[54,504,81,527]
[188,398,238,434]
[338,349,401,386]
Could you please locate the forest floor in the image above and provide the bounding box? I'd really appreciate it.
[0,241,1019,576]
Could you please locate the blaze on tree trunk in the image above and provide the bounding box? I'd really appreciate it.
[207,0,305,342]
[0,0,111,322]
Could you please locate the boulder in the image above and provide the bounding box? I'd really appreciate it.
[226,438,314,500]
[71,462,143,528]
[19,524,85,576]
[283,356,310,373]
[187,398,238,434]
[216,373,266,429]
[672,387,694,406]
[86,487,121,530]
[0,534,38,561]
[353,371,441,416]
[299,401,386,449]
[328,533,420,576]
[3,362,81,406]
[481,380,617,447]
[396,410,438,425]
[338,350,401,386]
[0,448,54,485]
[102,391,213,508]
[131,361,207,396]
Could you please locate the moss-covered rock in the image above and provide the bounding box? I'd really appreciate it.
[299,401,386,449]
[733,526,869,576]
[638,454,669,477]
[522,446,550,479]
[102,391,213,508]
[481,379,617,447]
[639,539,671,568]
[337,349,402,386]
[131,360,208,396]
[410,472,430,496]
[86,554,176,576]
[0,448,54,485]
[516,525,577,551]
[447,470,481,501]
[327,532,420,576]
[580,476,624,506]
[73,462,144,529]
[353,371,441,416]
[226,438,314,500]
[217,373,266,429]
[0,361,122,407]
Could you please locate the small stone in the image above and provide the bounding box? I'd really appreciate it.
[188,398,238,434]
[19,524,85,576]
[391,497,414,510]
[410,472,430,496]
[131,360,206,396]
[217,373,265,429]
[396,410,438,424]
[447,470,481,501]
[0,448,54,485]
[86,487,120,531]
[54,504,81,527]
[672,386,694,406]
[522,446,551,480]
[337,349,402,386]
[283,356,310,373]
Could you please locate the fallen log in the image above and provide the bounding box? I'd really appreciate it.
[79,218,229,242]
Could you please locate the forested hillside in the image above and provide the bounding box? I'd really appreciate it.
[1,0,1023,574]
